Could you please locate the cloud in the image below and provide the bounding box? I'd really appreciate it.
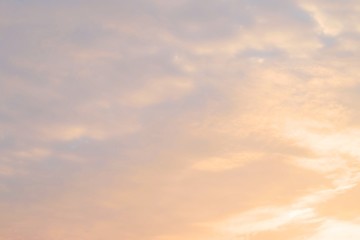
[212,206,316,236]
[119,77,194,108]
[308,219,360,240]
[1,0,360,239]
[299,0,360,36]
[191,152,263,172]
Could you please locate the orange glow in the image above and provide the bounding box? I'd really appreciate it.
[1,0,360,239]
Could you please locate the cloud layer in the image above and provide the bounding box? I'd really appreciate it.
[1,0,360,239]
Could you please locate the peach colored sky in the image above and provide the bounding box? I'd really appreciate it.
[1,0,360,239]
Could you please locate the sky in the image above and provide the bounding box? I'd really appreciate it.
[1,0,360,239]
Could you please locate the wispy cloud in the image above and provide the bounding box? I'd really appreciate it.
[1,0,360,239]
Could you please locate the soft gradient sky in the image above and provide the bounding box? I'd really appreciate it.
[1,0,360,239]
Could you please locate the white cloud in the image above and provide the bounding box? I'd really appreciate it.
[210,206,316,236]
[308,219,360,240]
